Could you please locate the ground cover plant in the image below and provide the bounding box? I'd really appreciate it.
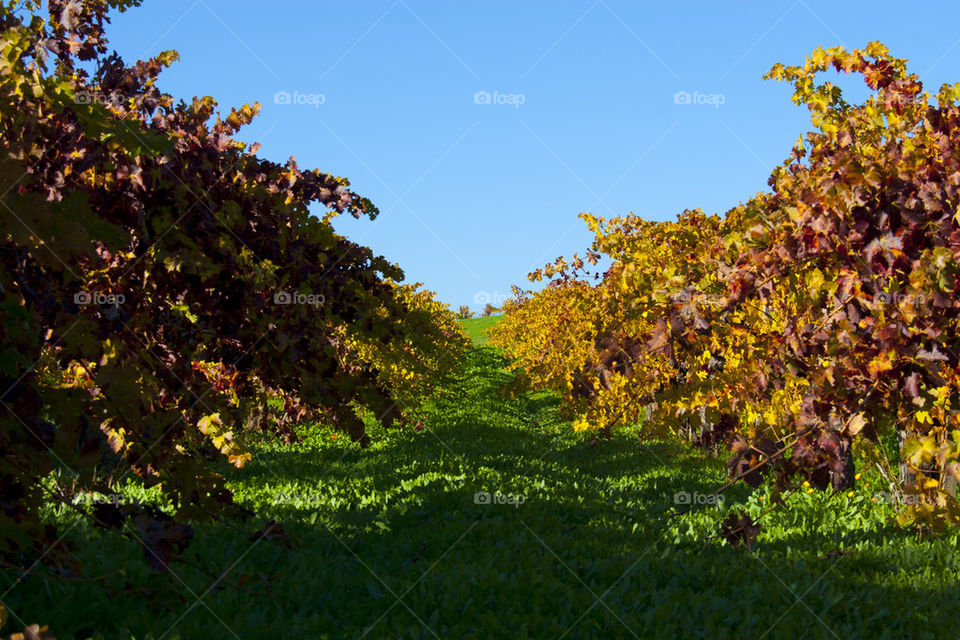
[457,315,500,346]
[4,343,959,638]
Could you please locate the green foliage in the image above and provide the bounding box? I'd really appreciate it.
[2,348,956,639]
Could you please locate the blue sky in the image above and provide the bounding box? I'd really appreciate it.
[106,1,960,311]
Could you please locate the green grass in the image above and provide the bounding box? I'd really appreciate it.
[4,347,959,639]
[458,315,502,345]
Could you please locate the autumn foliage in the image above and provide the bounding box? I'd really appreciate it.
[0,0,467,597]
[492,41,960,535]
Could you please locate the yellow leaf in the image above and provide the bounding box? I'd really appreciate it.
[228,453,252,468]
[197,413,223,435]
[867,350,895,378]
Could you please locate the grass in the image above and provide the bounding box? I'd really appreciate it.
[4,347,959,639]
[458,315,502,345]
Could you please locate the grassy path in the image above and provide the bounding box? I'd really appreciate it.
[5,346,959,639]
[457,314,500,345]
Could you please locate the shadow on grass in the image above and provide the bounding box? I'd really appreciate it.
[4,347,957,639]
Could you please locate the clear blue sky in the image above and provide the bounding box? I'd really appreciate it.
[106,1,960,311]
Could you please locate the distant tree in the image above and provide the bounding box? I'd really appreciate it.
[457,305,474,319]
[482,303,499,317]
